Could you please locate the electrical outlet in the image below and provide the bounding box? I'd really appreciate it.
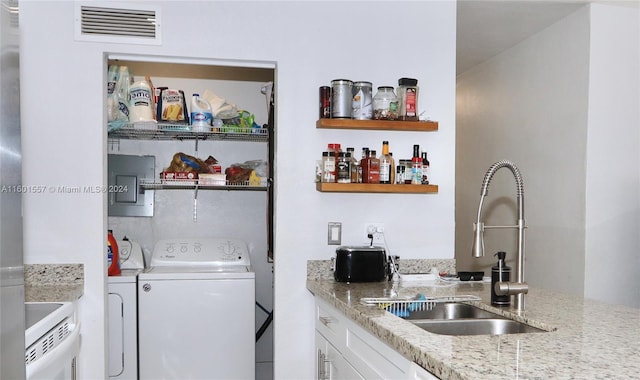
[364,223,385,245]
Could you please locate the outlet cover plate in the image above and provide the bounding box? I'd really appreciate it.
[365,223,385,245]
[328,222,342,245]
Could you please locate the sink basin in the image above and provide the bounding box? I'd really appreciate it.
[404,302,499,320]
[404,303,547,336]
[411,318,545,335]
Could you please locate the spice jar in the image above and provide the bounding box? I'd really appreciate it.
[397,78,419,121]
[396,160,408,184]
[373,86,398,120]
[321,151,336,183]
[399,159,412,184]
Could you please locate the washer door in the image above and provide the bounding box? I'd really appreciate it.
[137,277,255,379]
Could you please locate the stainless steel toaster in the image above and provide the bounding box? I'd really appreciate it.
[333,246,388,283]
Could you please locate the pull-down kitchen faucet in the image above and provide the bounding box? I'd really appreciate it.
[472,160,529,311]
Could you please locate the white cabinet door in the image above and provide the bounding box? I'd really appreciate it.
[316,331,364,380]
[107,293,124,378]
[326,340,365,380]
[316,331,328,380]
[314,298,439,380]
[408,363,439,380]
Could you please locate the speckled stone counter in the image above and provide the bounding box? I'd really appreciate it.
[307,259,456,280]
[24,264,84,302]
[307,261,640,379]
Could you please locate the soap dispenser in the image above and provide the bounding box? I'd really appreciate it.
[491,251,511,306]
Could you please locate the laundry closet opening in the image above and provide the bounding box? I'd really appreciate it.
[105,54,275,380]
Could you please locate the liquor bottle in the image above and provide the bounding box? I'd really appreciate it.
[336,152,351,183]
[360,147,370,183]
[379,141,394,184]
[389,152,395,185]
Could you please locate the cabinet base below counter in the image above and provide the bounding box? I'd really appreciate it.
[24,264,84,302]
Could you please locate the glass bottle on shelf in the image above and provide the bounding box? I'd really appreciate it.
[411,144,422,184]
[347,147,359,183]
[395,165,404,184]
[379,141,394,184]
[397,78,419,121]
[336,152,351,183]
[421,151,430,184]
[372,86,398,120]
[399,159,412,184]
[360,147,369,183]
[322,151,336,183]
[367,149,380,184]
[389,152,395,185]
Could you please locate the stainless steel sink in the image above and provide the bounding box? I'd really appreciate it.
[405,303,546,336]
[405,302,499,320]
[411,318,545,335]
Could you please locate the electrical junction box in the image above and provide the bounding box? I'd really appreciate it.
[108,154,155,217]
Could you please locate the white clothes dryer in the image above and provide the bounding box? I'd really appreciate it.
[137,238,255,380]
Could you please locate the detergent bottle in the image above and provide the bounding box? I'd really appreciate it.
[128,78,155,122]
[190,93,213,132]
[107,230,121,276]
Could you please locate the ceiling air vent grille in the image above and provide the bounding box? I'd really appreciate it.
[75,4,161,45]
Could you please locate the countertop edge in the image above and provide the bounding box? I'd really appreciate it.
[24,264,84,302]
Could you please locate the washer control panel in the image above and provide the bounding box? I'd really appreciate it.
[150,238,250,267]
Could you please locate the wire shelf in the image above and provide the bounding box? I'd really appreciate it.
[108,122,269,142]
[140,178,268,191]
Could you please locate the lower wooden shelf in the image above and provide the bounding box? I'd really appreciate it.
[316,182,438,193]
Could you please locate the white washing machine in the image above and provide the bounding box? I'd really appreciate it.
[108,240,145,380]
[137,238,255,380]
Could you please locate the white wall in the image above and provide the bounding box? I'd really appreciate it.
[584,3,640,308]
[456,3,640,307]
[20,1,457,379]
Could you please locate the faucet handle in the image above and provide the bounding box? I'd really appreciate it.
[495,281,529,296]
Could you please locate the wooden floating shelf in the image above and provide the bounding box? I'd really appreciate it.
[316,118,438,131]
[316,182,438,194]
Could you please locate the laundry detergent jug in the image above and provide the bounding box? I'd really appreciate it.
[107,230,121,276]
[190,93,213,132]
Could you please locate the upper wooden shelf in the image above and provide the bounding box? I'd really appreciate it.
[316,183,438,194]
[316,118,438,131]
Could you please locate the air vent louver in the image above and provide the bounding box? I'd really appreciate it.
[75,4,161,45]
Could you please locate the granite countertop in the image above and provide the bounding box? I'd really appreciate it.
[24,264,84,302]
[307,261,640,379]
